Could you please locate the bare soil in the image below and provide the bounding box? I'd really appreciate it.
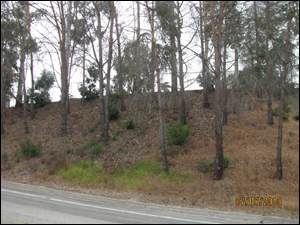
[1,91,299,219]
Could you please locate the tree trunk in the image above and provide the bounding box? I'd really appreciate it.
[200,1,209,108]
[82,1,86,105]
[277,1,294,180]
[94,2,105,142]
[170,1,178,93]
[25,1,35,119]
[104,1,115,142]
[136,1,142,93]
[1,38,5,135]
[150,1,155,102]
[176,1,186,124]
[254,1,262,97]
[146,1,169,172]
[222,16,228,126]
[21,32,29,134]
[210,1,224,180]
[114,4,126,111]
[265,1,273,125]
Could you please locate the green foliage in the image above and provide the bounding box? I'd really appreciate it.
[56,160,106,186]
[112,133,118,141]
[283,113,290,121]
[212,156,231,169]
[88,126,96,133]
[272,108,280,116]
[294,114,299,121]
[78,85,99,101]
[166,121,191,146]
[76,140,104,156]
[109,103,120,120]
[78,63,100,101]
[223,156,231,169]
[112,160,175,189]
[198,160,209,173]
[87,140,104,155]
[28,70,54,108]
[273,101,291,117]
[19,139,42,158]
[125,118,136,129]
[35,70,55,92]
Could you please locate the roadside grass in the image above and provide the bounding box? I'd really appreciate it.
[56,159,191,191]
[56,161,107,186]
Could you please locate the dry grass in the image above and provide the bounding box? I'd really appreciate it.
[1,91,299,219]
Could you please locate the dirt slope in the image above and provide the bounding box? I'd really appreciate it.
[1,91,299,219]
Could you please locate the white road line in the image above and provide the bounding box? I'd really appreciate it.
[50,198,218,224]
[1,189,46,199]
[1,188,218,224]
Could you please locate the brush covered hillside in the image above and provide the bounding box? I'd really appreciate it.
[1,91,299,219]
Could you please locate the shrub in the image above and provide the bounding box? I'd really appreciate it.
[87,140,104,155]
[223,156,231,168]
[109,103,120,120]
[283,113,290,121]
[294,114,299,121]
[212,156,231,169]
[19,139,42,158]
[166,121,191,146]
[198,160,208,172]
[125,118,136,129]
[272,108,280,116]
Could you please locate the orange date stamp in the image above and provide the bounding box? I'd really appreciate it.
[235,197,282,206]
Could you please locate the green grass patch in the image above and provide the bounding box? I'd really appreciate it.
[112,160,176,190]
[56,161,106,186]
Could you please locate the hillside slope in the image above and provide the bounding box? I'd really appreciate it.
[1,91,299,219]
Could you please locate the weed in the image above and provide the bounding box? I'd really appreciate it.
[88,126,96,132]
[112,133,118,141]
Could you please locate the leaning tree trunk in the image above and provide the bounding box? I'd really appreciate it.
[146,1,169,172]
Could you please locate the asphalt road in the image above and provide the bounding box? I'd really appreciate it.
[1,181,299,224]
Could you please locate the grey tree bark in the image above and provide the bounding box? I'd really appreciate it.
[146,1,169,172]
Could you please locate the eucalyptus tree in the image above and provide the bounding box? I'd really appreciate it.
[1,1,19,134]
[155,1,178,93]
[12,1,29,133]
[49,1,73,136]
[146,1,169,172]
